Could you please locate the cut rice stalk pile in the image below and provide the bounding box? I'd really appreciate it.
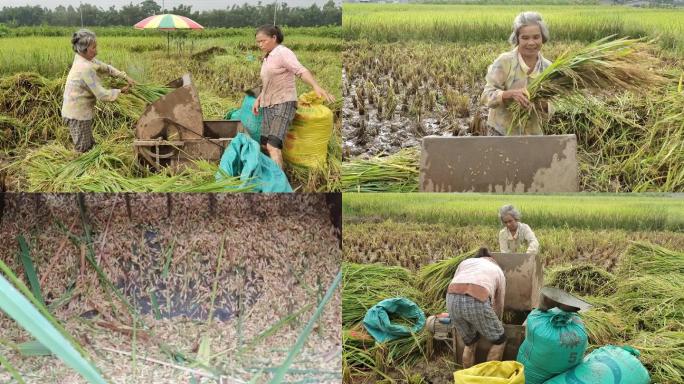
[376,329,430,367]
[619,241,684,275]
[343,328,429,376]
[579,295,635,346]
[416,249,476,315]
[0,72,151,148]
[0,114,25,148]
[341,148,419,193]
[343,333,378,374]
[614,273,684,332]
[342,262,422,326]
[510,36,667,134]
[629,328,684,384]
[9,139,252,192]
[545,263,616,295]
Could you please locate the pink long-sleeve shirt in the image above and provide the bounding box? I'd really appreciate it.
[259,44,307,107]
[448,257,506,318]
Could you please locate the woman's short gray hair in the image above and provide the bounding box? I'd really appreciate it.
[499,204,521,223]
[71,29,97,54]
[508,12,549,46]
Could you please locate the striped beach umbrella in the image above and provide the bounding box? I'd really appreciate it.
[134,14,204,53]
[134,14,203,30]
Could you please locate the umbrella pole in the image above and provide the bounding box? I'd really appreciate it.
[167,31,170,56]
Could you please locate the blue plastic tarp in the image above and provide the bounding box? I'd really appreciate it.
[215,133,292,193]
[363,297,426,343]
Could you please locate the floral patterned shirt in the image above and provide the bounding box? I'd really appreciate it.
[480,47,552,135]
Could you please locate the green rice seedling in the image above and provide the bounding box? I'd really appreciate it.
[16,235,44,305]
[341,148,419,193]
[509,36,666,135]
[629,328,684,384]
[270,270,342,384]
[545,263,616,295]
[619,241,684,275]
[244,304,314,352]
[0,353,26,384]
[17,340,52,356]
[416,249,477,314]
[0,267,108,383]
[342,262,423,326]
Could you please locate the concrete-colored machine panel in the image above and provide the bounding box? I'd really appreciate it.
[135,74,204,139]
[133,74,242,172]
[420,135,579,192]
[492,252,544,312]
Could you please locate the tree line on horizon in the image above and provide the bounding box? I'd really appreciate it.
[0,0,341,27]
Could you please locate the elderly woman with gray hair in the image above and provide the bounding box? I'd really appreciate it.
[498,204,539,254]
[480,12,553,136]
[61,29,135,152]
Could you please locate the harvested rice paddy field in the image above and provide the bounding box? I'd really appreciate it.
[341,4,684,192]
[0,194,342,383]
[0,26,342,192]
[342,193,684,383]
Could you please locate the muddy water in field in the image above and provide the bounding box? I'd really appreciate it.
[342,68,486,159]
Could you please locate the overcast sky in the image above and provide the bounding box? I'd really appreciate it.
[0,0,339,10]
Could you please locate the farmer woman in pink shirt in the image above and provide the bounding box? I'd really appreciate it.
[447,247,507,368]
[252,25,335,169]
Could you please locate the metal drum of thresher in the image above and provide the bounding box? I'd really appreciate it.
[433,252,544,364]
[133,73,241,172]
[419,135,579,192]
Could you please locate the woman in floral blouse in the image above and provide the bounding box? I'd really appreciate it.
[480,12,553,136]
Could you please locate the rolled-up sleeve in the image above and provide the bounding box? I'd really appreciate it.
[481,57,508,108]
[93,59,127,80]
[280,48,307,77]
[524,225,540,255]
[83,69,120,102]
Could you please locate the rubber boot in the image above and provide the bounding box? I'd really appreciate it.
[267,144,284,170]
[462,342,476,368]
[486,341,506,362]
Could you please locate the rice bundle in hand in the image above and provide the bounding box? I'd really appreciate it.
[510,36,666,134]
[130,84,173,103]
